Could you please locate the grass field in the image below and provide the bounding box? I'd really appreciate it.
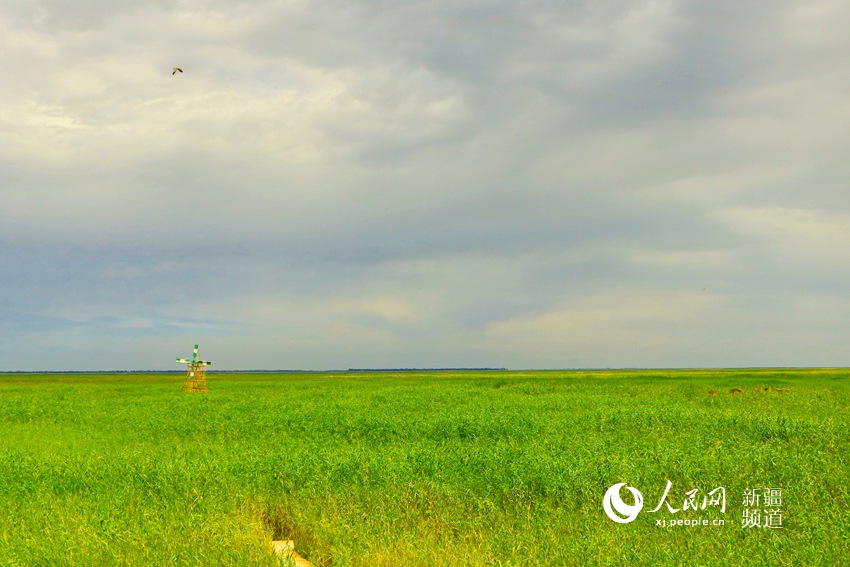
[0,369,846,566]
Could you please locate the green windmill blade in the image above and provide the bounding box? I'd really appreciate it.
[193,345,212,370]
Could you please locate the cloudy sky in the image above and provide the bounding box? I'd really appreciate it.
[2,0,850,371]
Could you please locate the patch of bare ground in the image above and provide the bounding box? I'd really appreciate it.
[262,502,330,566]
[272,540,315,567]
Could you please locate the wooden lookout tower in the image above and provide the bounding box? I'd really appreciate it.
[176,344,212,393]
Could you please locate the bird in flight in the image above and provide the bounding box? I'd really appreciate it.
[172,67,183,75]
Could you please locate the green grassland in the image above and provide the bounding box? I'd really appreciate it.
[0,369,846,566]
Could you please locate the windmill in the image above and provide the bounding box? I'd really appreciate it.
[176,344,212,393]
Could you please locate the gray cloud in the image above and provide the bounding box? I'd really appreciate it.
[2,0,850,370]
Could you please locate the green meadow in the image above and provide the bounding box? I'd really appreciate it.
[0,369,846,566]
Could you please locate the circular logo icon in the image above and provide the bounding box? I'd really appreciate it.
[603,483,644,523]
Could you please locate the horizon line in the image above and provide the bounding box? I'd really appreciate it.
[1,366,847,374]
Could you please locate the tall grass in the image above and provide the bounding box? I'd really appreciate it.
[0,369,846,565]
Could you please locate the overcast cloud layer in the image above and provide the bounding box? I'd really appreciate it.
[3,0,850,370]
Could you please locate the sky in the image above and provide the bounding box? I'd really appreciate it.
[3,0,850,371]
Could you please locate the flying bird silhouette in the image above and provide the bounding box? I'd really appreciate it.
[172,67,183,75]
